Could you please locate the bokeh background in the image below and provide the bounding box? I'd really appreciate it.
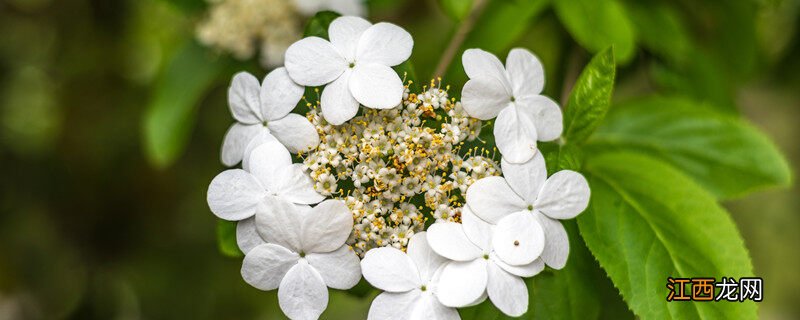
[0,0,798,319]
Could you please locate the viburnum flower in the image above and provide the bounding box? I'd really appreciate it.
[426,207,545,316]
[460,48,562,163]
[361,232,459,320]
[467,152,590,269]
[242,196,361,320]
[221,68,319,166]
[207,141,324,222]
[285,16,413,125]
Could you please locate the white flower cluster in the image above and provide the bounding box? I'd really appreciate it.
[300,82,493,257]
[206,15,591,320]
[197,0,365,68]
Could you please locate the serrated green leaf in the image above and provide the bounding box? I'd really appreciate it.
[588,96,791,199]
[579,152,758,319]
[553,0,636,63]
[303,11,342,39]
[143,41,225,168]
[216,220,243,258]
[562,47,616,145]
[438,0,473,21]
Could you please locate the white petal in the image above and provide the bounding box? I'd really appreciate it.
[321,69,359,125]
[306,245,361,289]
[228,72,262,124]
[302,200,353,253]
[460,206,493,251]
[436,260,488,307]
[461,49,512,93]
[241,243,299,290]
[501,152,547,204]
[463,291,489,307]
[220,123,262,166]
[207,169,265,221]
[494,105,538,164]
[465,176,526,224]
[247,141,292,191]
[278,260,329,320]
[505,48,545,97]
[493,211,545,266]
[350,63,404,109]
[426,222,483,261]
[285,37,347,86]
[516,95,563,142]
[362,247,421,292]
[269,113,321,153]
[367,291,420,320]
[257,196,305,252]
[356,22,413,66]
[461,78,512,120]
[493,255,545,277]
[260,67,304,121]
[535,170,590,219]
[535,212,570,269]
[410,294,460,320]
[487,262,528,317]
[329,16,372,61]
[274,164,325,205]
[407,232,446,283]
[236,217,266,254]
[241,130,278,172]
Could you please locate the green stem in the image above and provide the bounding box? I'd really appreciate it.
[432,0,490,79]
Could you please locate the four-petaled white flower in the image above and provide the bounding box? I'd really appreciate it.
[221,68,320,166]
[467,152,590,269]
[242,196,362,320]
[361,232,460,320]
[460,48,563,164]
[207,141,324,222]
[285,16,413,125]
[293,0,366,17]
[426,207,545,317]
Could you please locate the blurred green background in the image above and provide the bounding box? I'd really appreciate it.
[0,0,798,318]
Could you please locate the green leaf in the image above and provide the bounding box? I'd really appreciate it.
[444,0,550,87]
[303,11,342,39]
[216,220,242,258]
[579,152,758,319]
[143,41,225,168]
[623,1,692,64]
[588,96,792,199]
[650,49,737,113]
[438,0,474,21]
[553,0,636,63]
[562,47,616,145]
